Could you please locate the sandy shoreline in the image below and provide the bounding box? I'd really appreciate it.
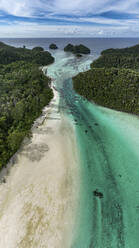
[0,82,80,247]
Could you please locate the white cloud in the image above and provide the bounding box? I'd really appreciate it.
[0,0,139,17]
[0,0,31,17]
[0,20,138,38]
[0,0,139,37]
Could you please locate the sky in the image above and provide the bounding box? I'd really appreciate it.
[0,0,139,37]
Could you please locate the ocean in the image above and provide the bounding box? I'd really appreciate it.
[1,37,139,56]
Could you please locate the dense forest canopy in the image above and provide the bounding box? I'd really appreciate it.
[101,44,139,55]
[64,43,90,55]
[49,43,58,49]
[92,44,139,70]
[0,42,54,170]
[73,44,139,115]
[32,46,44,52]
[0,42,54,65]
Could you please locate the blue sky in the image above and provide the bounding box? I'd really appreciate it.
[0,0,139,37]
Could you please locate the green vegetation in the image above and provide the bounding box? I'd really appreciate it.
[0,42,54,169]
[92,44,139,70]
[64,44,74,52]
[49,43,58,49]
[76,54,82,58]
[0,42,54,65]
[64,43,90,55]
[32,46,44,52]
[73,44,139,115]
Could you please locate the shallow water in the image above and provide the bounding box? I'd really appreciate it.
[0,49,139,247]
[47,50,139,248]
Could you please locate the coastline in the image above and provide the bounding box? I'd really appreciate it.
[0,68,80,247]
[0,39,139,247]
[0,67,53,184]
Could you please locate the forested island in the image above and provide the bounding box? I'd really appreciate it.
[49,43,58,49]
[64,44,90,55]
[73,45,139,115]
[0,42,54,169]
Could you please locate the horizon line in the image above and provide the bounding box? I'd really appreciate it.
[0,37,139,39]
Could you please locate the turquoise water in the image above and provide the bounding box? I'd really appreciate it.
[47,51,139,248]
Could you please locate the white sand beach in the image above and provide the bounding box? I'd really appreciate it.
[0,89,80,248]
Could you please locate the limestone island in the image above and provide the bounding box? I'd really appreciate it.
[64,43,91,56]
[49,43,58,49]
[73,44,139,115]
